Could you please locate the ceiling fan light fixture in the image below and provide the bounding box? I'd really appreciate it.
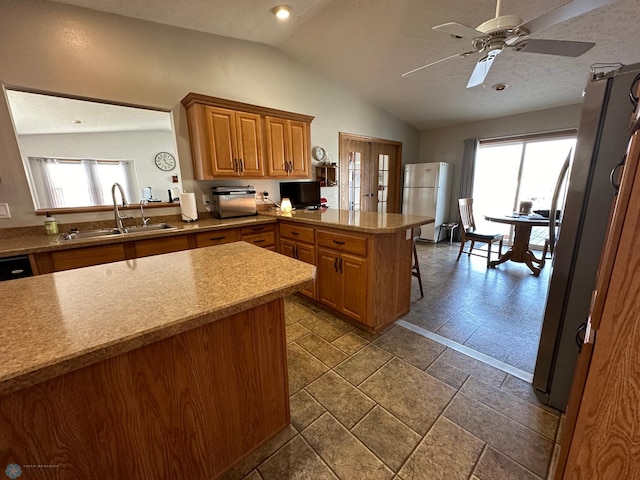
[271,4,292,20]
[492,83,509,91]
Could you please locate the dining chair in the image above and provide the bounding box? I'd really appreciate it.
[411,227,424,298]
[456,198,504,267]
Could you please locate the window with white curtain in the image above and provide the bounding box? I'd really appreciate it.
[28,157,134,209]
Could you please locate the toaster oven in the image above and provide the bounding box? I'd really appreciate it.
[210,186,257,218]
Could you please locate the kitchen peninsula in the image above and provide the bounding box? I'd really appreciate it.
[0,242,315,479]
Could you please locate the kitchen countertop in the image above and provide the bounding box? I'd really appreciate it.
[261,208,434,233]
[0,209,434,258]
[0,242,315,396]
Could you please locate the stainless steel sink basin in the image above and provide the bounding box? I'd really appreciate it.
[57,229,122,241]
[56,223,177,241]
[123,223,178,234]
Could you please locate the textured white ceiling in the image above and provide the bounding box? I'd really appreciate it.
[51,0,640,130]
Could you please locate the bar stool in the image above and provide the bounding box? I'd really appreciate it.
[411,227,424,298]
[440,222,459,244]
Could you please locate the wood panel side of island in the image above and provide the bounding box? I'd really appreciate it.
[0,299,289,480]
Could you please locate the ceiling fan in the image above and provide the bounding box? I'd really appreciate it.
[402,0,617,88]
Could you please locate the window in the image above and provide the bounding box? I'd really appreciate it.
[28,157,135,209]
[472,134,576,248]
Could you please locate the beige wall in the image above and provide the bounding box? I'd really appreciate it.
[419,104,583,222]
[0,0,420,227]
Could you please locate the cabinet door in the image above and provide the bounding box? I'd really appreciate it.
[340,253,368,324]
[235,112,264,176]
[51,244,127,272]
[205,106,239,177]
[295,243,316,299]
[279,238,297,259]
[135,236,190,258]
[316,248,340,310]
[264,116,289,177]
[288,120,310,178]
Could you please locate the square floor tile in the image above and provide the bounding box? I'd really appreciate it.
[307,371,375,429]
[425,359,469,389]
[287,343,329,395]
[437,349,507,388]
[352,405,421,472]
[334,344,392,386]
[473,445,542,480]
[460,376,559,440]
[443,393,553,478]
[359,358,456,435]
[286,323,311,343]
[373,326,445,370]
[398,416,484,480]
[299,314,352,342]
[285,301,315,325]
[296,333,348,368]
[258,436,337,480]
[332,332,369,356]
[302,413,393,480]
[290,390,326,432]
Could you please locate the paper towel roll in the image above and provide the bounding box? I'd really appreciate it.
[179,192,198,222]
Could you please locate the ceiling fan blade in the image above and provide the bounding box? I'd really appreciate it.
[519,0,616,35]
[515,39,596,57]
[402,51,477,77]
[466,54,498,88]
[433,22,486,39]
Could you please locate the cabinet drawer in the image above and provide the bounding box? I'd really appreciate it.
[316,230,367,256]
[135,236,190,258]
[240,224,275,236]
[279,223,314,244]
[51,244,127,271]
[195,229,239,247]
[242,231,275,248]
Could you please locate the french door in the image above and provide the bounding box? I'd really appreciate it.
[338,133,402,213]
[472,134,576,247]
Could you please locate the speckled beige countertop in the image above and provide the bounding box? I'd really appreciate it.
[0,242,315,396]
[261,209,434,233]
[0,215,276,258]
[0,210,433,258]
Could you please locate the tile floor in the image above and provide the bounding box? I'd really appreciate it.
[405,241,552,375]
[221,294,562,480]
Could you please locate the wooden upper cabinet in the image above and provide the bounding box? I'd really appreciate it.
[182,93,314,181]
[204,106,264,178]
[265,116,310,178]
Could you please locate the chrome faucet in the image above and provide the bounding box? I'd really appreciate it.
[112,183,132,233]
[140,199,150,227]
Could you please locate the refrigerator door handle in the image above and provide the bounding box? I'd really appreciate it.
[575,322,588,352]
[610,155,626,193]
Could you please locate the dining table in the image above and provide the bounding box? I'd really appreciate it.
[484,213,553,276]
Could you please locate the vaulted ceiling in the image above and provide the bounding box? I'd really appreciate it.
[53,0,640,130]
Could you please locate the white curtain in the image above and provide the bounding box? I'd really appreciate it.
[83,160,103,205]
[36,157,63,208]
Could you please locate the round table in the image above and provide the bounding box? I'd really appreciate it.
[484,214,552,276]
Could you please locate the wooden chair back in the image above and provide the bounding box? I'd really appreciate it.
[458,198,476,232]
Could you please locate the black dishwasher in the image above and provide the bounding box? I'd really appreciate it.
[0,255,33,281]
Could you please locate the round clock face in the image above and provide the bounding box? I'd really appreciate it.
[312,146,326,162]
[154,152,176,171]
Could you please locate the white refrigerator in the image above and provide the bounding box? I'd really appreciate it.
[402,162,452,242]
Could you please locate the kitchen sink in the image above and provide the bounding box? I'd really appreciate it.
[56,224,177,241]
[57,229,122,241]
[122,223,178,234]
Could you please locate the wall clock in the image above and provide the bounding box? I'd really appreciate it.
[154,152,176,171]
[312,146,326,162]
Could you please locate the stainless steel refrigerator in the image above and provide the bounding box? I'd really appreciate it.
[533,63,640,411]
[402,162,452,241]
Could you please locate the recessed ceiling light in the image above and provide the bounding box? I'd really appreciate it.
[492,83,509,91]
[271,4,292,20]
[71,119,84,124]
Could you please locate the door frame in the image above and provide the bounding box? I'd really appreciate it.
[338,132,403,213]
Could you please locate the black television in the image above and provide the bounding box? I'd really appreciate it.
[279,181,322,209]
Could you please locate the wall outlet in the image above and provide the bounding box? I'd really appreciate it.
[0,203,10,219]
[202,194,210,205]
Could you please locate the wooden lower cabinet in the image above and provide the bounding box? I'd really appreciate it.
[317,247,368,323]
[33,244,127,273]
[134,235,190,258]
[281,238,316,299]
[194,228,239,247]
[241,224,276,249]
